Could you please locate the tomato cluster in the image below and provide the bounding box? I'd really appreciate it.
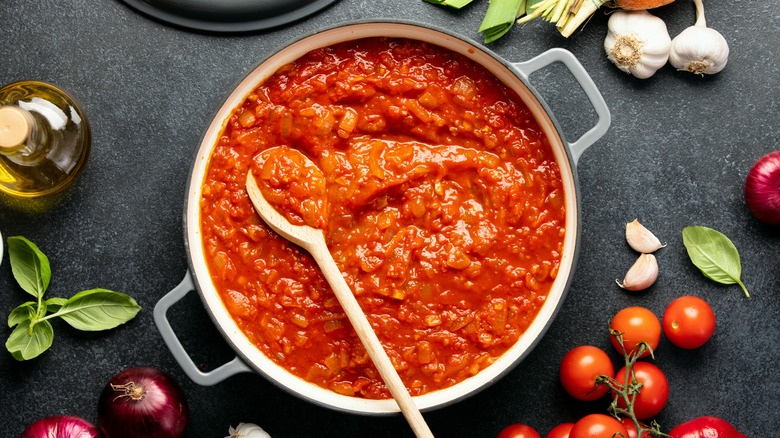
[497,296,719,438]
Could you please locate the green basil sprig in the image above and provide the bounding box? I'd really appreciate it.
[5,236,142,360]
[682,226,750,298]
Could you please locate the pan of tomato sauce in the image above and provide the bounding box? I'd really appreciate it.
[154,20,610,414]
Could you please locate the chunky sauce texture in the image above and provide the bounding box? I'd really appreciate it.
[200,37,566,399]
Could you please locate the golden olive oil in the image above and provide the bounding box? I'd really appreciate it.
[0,81,90,198]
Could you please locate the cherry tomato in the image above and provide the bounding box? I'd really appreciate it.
[610,307,661,358]
[613,362,669,419]
[497,424,541,438]
[559,345,614,401]
[620,417,650,438]
[546,423,574,438]
[663,296,716,349]
[569,414,628,438]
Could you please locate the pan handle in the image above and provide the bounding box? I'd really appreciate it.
[512,48,610,166]
[154,271,252,386]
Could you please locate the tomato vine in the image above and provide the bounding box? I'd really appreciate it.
[595,329,669,438]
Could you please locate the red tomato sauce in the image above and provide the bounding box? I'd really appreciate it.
[200,37,566,399]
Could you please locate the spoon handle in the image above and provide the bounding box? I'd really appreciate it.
[307,239,434,438]
[245,171,432,436]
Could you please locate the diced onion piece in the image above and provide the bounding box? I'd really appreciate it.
[446,249,472,270]
[449,315,474,332]
[291,313,309,328]
[323,319,343,333]
[338,109,358,138]
[324,353,341,372]
[238,110,256,128]
[424,314,442,327]
[417,341,434,364]
[391,290,406,300]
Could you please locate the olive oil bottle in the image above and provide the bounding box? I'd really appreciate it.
[0,81,90,198]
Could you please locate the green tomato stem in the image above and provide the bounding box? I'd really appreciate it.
[601,331,669,438]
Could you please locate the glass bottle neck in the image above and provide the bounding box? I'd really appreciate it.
[0,106,31,149]
[0,105,51,164]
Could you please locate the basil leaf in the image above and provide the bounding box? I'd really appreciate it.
[682,226,750,297]
[8,302,36,328]
[6,319,54,361]
[52,289,141,331]
[7,236,51,299]
[45,297,68,314]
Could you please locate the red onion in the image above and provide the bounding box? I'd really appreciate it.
[744,150,780,225]
[97,367,189,438]
[21,415,101,438]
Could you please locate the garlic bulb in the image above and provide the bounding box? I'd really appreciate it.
[669,0,729,75]
[625,219,665,253]
[226,423,271,438]
[604,10,671,79]
[617,253,658,291]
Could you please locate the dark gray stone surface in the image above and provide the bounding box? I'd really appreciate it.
[1,0,778,437]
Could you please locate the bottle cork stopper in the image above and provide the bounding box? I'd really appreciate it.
[0,106,31,149]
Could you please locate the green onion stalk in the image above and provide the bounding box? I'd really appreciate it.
[518,0,605,37]
[425,0,604,41]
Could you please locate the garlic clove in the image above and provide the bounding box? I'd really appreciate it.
[227,423,272,438]
[669,25,729,75]
[617,253,658,291]
[625,219,665,253]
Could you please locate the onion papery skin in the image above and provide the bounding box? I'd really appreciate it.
[98,367,189,438]
[614,0,676,10]
[744,151,780,225]
[21,415,101,438]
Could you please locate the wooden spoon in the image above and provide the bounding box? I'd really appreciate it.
[245,158,434,438]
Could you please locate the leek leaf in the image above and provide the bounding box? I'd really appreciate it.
[424,0,476,9]
[478,0,527,43]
